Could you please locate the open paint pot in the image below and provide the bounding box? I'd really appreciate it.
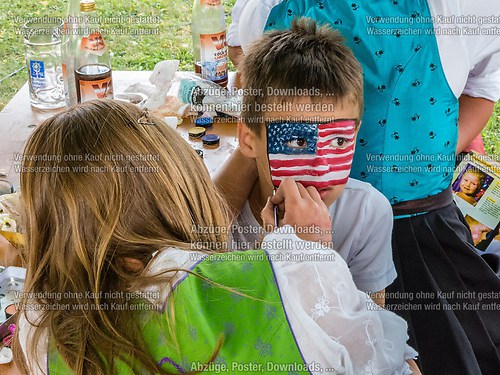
[188,127,206,140]
[202,134,220,149]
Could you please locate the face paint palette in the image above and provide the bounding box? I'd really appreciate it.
[266,119,357,189]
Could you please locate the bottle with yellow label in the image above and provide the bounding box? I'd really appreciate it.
[191,0,228,87]
[74,0,113,103]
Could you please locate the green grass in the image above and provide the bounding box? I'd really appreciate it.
[0,0,235,105]
[484,101,499,157]
[0,0,498,157]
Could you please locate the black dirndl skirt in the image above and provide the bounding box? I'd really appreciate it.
[386,202,500,375]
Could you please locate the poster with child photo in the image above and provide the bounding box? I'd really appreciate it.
[453,153,500,254]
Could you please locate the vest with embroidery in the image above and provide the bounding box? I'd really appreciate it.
[47,250,310,374]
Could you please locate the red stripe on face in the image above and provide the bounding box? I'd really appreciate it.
[316,138,356,149]
[318,128,356,137]
[318,120,356,133]
[317,121,356,150]
[270,165,352,177]
[272,178,349,189]
[316,144,355,156]
[268,154,354,168]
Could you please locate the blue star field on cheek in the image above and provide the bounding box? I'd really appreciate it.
[267,122,318,155]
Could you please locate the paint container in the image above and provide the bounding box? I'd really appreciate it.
[202,134,220,149]
[195,116,213,128]
[188,127,206,140]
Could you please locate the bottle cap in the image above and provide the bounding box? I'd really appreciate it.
[80,0,96,12]
[195,116,213,128]
[163,116,178,129]
[202,134,220,148]
[188,127,206,139]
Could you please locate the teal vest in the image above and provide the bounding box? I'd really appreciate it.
[265,0,459,204]
[47,250,310,374]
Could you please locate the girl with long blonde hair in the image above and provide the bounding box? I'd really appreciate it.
[13,100,419,374]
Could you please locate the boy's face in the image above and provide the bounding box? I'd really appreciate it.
[243,97,360,208]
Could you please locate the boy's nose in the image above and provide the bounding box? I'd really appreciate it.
[312,156,330,167]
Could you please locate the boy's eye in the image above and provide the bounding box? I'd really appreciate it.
[331,137,350,148]
[286,138,308,149]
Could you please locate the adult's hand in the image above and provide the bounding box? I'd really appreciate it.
[261,178,332,246]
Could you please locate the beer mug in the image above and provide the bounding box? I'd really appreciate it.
[23,19,65,109]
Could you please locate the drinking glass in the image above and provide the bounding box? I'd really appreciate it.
[23,19,65,109]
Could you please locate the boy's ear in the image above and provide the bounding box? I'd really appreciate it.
[237,121,260,158]
[355,121,362,135]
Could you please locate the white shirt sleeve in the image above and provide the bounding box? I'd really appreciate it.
[329,181,396,294]
[455,0,500,101]
[227,0,251,46]
[428,0,500,100]
[463,52,500,101]
[346,187,396,293]
[235,0,284,53]
[262,226,417,375]
[17,310,48,375]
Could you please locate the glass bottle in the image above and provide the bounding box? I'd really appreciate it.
[62,0,81,107]
[191,0,228,87]
[74,0,113,102]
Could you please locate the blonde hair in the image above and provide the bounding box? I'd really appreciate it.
[14,99,229,374]
[462,168,486,193]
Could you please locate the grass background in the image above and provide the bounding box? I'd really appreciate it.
[0,0,498,156]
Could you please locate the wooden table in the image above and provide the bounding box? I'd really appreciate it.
[0,71,238,191]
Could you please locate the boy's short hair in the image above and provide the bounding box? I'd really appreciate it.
[240,17,364,134]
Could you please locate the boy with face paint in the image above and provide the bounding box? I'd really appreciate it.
[230,18,396,306]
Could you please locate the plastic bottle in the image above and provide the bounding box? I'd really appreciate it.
[191,0,228,87]
[178,75,240,117]
[74,0,113,103]
[61,0,81,107]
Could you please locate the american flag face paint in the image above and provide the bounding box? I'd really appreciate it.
[266,119,357,189]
